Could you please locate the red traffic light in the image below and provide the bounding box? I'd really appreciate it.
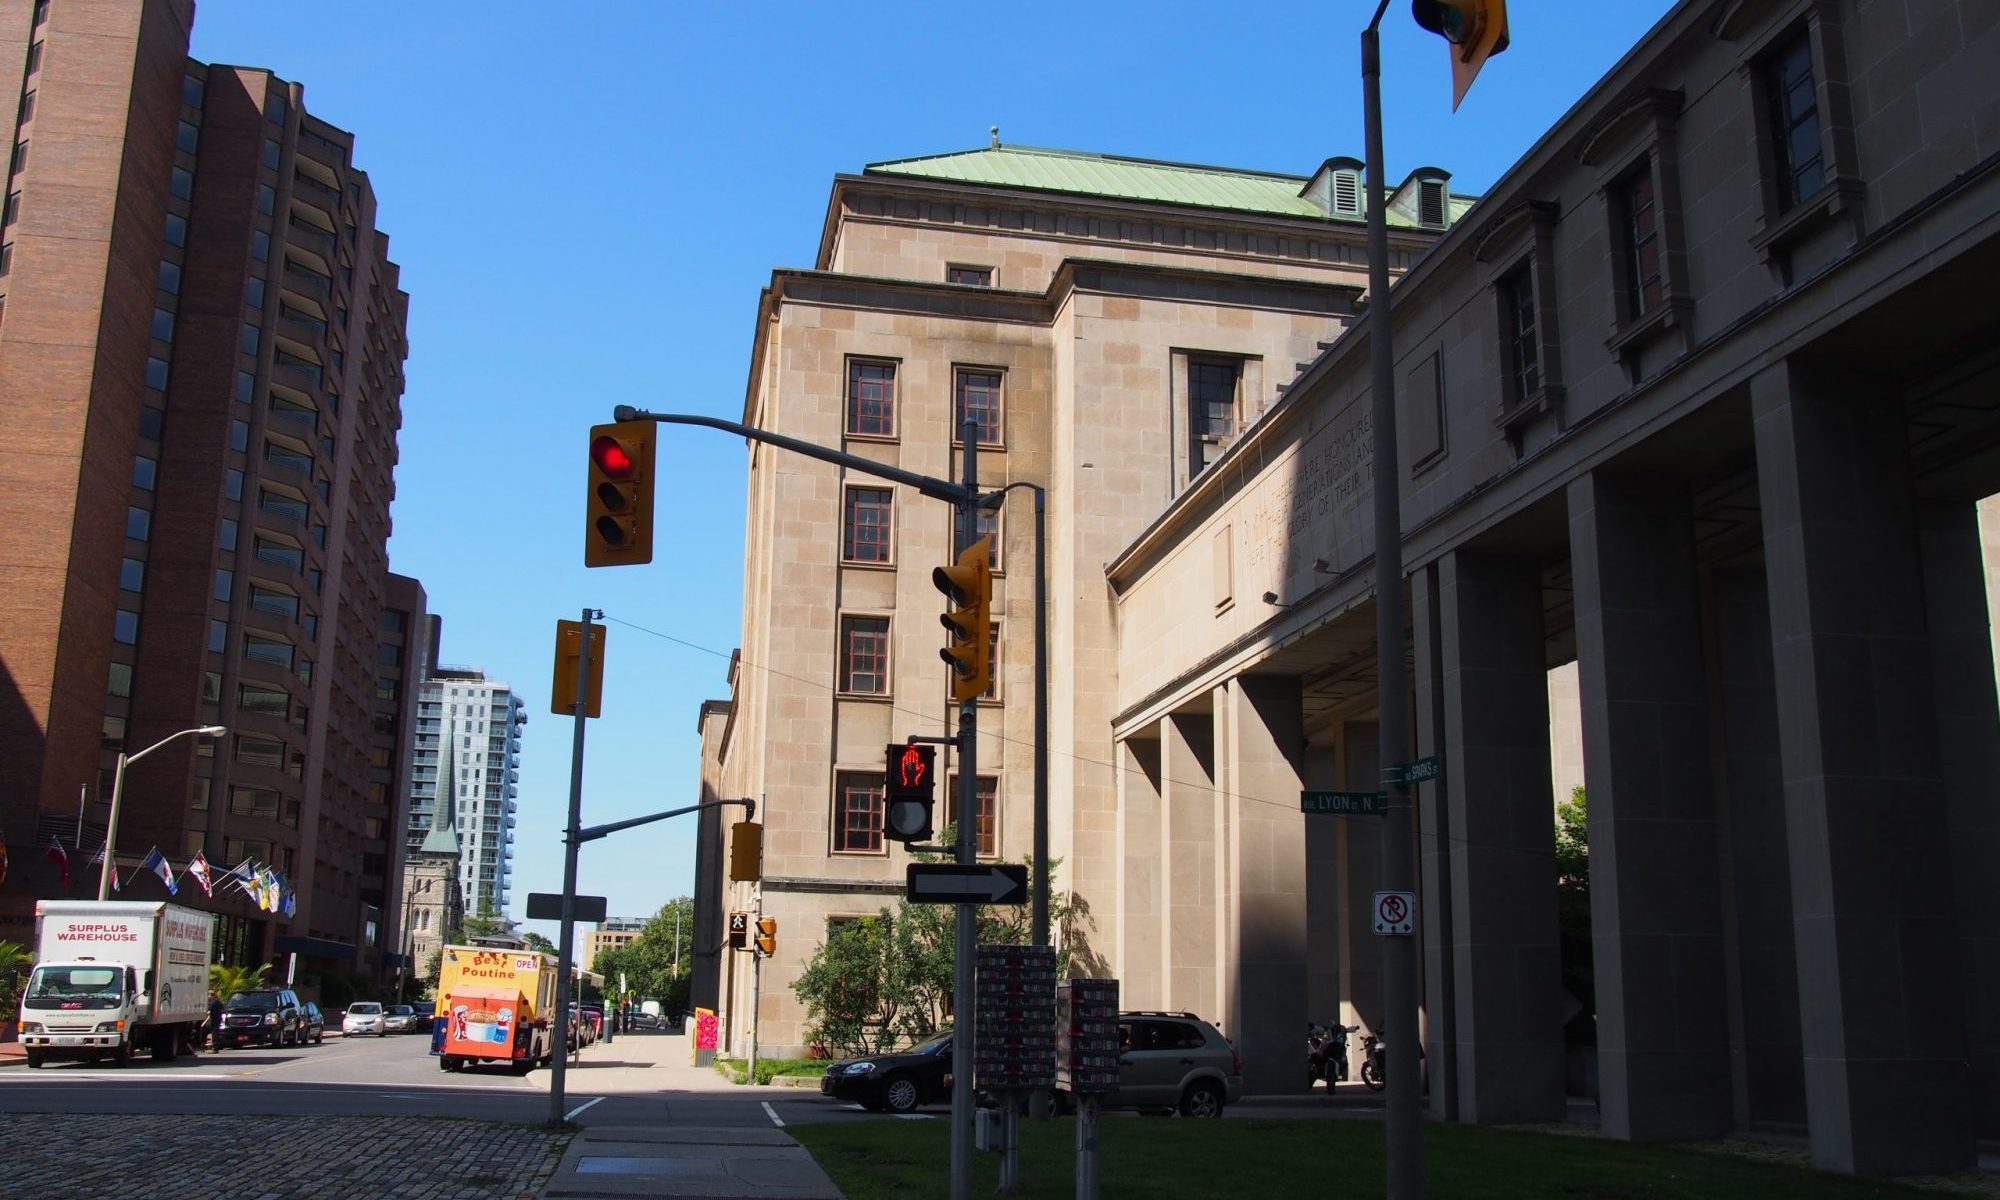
[591,435,635,479]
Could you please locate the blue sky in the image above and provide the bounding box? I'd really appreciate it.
[187,0,1677,941]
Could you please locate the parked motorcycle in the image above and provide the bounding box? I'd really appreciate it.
[1360,1032,1385,1091]
[1306,1022,1359,1092]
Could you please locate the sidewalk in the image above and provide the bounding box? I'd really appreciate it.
[540,1030,844,1200]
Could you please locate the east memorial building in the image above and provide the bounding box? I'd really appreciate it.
[696,0,2000,1175]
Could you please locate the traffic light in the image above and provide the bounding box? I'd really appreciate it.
[1411,0,1509,109]
[933,535,992,703]
[727,911,749,950]
[884,742,937,843]
[550,619,606,718]
[728,821,762,883]
[585,420,656,567]
[755,917,777,957]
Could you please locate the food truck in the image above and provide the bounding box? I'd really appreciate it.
[432,944,558,1073]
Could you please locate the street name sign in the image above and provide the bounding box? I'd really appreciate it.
[906,863,1029,906]
[1389,755,1444,785]
[1301,790,1388,816]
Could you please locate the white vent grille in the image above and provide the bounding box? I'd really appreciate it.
[1333,170,1362,215]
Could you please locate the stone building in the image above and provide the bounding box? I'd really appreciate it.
[0,0,417,983]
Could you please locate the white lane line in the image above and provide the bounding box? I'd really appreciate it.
[762,1101,785,1128]
[565,1095,605,1121]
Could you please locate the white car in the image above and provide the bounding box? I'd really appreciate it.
[383,1004,416,1033]
[343,1001,387,1037]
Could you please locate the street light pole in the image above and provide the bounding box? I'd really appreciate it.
[98,724,226,901]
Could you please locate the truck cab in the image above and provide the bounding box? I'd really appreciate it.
[19,958,143,1065]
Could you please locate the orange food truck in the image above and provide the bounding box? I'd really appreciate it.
[432,944,558,1074]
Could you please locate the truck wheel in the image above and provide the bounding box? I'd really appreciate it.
[112,1038,132,1067]
[24,1052,43,1069]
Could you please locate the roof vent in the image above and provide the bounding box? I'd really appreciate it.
[1333,169,1362,216]
[989,125,1000,149]
[1419,179,1446,227]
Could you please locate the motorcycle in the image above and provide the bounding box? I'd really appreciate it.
[1306,1022,1358,1092]
[1360,1032,1385,1091]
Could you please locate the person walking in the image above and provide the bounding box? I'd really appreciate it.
[206,991,224,1052]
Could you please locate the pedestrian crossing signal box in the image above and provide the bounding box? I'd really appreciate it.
[728,911,749,951]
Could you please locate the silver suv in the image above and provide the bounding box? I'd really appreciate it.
[1111,1011,1241,1117]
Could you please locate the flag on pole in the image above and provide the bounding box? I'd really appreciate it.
[224,858,257,897]
[281,888,296,918]
[91,846,121,892]
[141,847,177,896]
[188,851,214,898]
[45,838,70,889]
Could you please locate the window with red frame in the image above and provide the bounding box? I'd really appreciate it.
[954,369,1002,446]
[846,360,896,438]
[833,772,885,853]
[840,615,889,695]
[843,487,892,564]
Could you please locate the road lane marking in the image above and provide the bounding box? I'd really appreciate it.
[566,1096,605,1121]
[762,1101,785,1128]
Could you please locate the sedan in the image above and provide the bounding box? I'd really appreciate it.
[821,1031,953,1113]
[383,1004,417,1033]
[297,1001,325,1045]
[342,1001,387,1037]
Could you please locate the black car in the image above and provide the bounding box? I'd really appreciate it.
[821,1031,953,1113]
[216,987,304,1048]
[297,1001,325,1045]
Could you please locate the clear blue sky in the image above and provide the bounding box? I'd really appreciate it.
[187,0,1677,942]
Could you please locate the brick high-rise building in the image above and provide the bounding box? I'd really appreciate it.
[0,0,416,986]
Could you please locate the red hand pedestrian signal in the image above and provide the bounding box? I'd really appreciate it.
[884,742,937,843]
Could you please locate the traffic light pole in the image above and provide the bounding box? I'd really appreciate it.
[982,483,1049,949]
[949,419,979,1200]
[551,605,599,1127]
[1363,3,1425,1196]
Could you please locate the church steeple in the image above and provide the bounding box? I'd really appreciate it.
[419,713,461,856]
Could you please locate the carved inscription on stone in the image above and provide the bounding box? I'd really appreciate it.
[1244,405,1372,574]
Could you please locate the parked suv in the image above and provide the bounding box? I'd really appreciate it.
[1108,1012,1240,1117]
[216,988,305,1049]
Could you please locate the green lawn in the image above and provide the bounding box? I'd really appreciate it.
[790,1117,1960,1200]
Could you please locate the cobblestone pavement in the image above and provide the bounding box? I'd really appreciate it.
[0,1112,572,1200]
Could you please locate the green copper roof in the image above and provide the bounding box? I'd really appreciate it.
[865,144,1475,228]
[869,145,1328,218]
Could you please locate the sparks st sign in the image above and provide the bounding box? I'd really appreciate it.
[1301,790,1387,816]
[906,863,1029,906]
[1388,755,1444,785]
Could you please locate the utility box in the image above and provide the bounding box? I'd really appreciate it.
[1056,978,1120,1094]
[974,944,1057,1093]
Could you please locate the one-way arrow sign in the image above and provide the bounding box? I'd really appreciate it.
[906,863,1029,906]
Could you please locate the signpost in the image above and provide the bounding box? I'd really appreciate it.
[1373,890,1416,936]
[907,863,1028,906]
[1301,790,1388,816]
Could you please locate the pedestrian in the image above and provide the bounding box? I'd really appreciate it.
[206,991,223,1052]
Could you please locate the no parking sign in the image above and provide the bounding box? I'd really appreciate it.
[1372,891,1415,936]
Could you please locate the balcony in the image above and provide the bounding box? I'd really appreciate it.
[285,219,336,265]
[271,358,322,396]
[284,259,332,302]
[265,398,317,437]
[297,128,346,173]
[276,312,327,352]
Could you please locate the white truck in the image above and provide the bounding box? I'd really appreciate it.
[18,899,214,1068]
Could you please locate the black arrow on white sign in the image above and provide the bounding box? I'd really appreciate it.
[906,863,1029,906]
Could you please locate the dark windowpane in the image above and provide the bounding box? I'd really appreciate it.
[1767,33,1824,209]
[947,265,993,286]
[170,167,192,200]
[24,40,40,74]
[841,616,890,695]
[1189,361,1237,439]
[113,609,140,645]
[1500,267,1540,405]
[834,773,885,853]
[182,74,203,108]
[132,456,156,490]
[846,360,896,437]
[208,619,227,653]
[152,308,175,342]
[10,141,25,173]
[954,370,1003,445]
[138,407,164,439]
[145,356,169,390]
[1619,165,1662,318]
[165,213,186,247]
[220,517,237,550]
[973,506,1001,571]
[252,230,269,262]
[126,506,151,541]
[176,120,197,153]
[246,277,265,310]
[108,662,134,698]
[158,260,181,294]
[843,488,893,563]
[257,184,275,216]
[119,557,145,592]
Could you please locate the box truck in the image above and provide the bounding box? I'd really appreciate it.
[18,900,214,1068]
[432,944,559,1074]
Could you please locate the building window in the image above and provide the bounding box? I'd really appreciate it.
[240,323,259,355]
[151,307,174,343]
[972,505,1002,572]
[246,277,265,310]
[948,775,999,857]
[208,619,227,653]
[164,213,186,247]
[108,662,134,698]
[126,506,150,541]
[10,141,25,173]
[846,359,896,438]
[257,184,275,216]
[24,40,40,74]
[954,369,1003,446]
[839,615,890,696]
[1497,266,1540,407]
[17,91,33,124]
[113,609,140,645]
[219,518,238,550]
[169,167,192,200]
[176,119,197,153]
[145,356,169,390]
[181,73,202,107]
[103,715,126,751]
[833,773,885,854]
[842,487,893,564]
[119,557,145,592]
[158,260,180,294]
[0,242,11,276]
[131,456,156,490]
[1188,358,1240,476]
[251,230,268,262]
[1766,32,1823,211]
[947,265,993,286]
[213,568,233,603]
[1615,164,1662,319]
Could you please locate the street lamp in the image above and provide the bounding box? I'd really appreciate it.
[397,877,434,1003]
[98,724,227,900]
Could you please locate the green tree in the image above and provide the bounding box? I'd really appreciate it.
[1555,786,1593,1040]
[791,836,1077,1057]
[209,962,271,1000]
[0,940,30,1023]
[522,931,556,955]
[460,906,507,942]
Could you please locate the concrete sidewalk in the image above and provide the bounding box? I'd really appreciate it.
[540,1031,844,1200]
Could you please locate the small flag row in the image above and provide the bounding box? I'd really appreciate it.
[35,838,295,915]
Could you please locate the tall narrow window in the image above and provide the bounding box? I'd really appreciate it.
[842,487,892,564]
[1616,164,1662,319]
[1188,358,1240,476]
[1766,33,1824,210]
[846,359,896,437]
[833,773,885,854]
[972,505,1002,572]
[954,369,1003,446]
[1498,267,1540,406]
[839,615,890,696]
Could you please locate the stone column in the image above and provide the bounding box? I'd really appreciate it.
[1568,471,1731,1141]
[1161,709,1218,1018]
[1439,548,1566,1125]
[1413,562,1458,1120]
[1304,741,1343,1038]
[1751,359,1971,1174]
[1341,721,1384,1036]
[1117,735,1165,1007]
[1917,502,2000,1141]
[1222,676,1309,1092]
